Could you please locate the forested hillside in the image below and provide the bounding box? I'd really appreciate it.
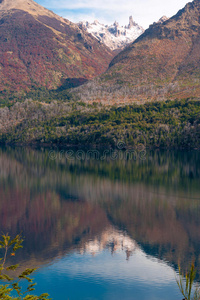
[0,98,200,149]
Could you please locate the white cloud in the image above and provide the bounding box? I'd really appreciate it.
[37,0,190,28]
[63,11,111,25]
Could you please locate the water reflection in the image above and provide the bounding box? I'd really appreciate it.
[79,228,138,258]
[0,146,200,299]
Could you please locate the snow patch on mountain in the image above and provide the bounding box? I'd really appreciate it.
[79,16,144,51]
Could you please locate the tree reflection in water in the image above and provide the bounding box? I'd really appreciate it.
[0,146,200,280]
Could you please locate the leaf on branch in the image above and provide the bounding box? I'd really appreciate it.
[0,274,13,281]
[12,282,22,293]
[0,284,13,298]
[6,264,19,271]
[19,275,33,282]
[38,293,51,300]
[27,283,36,291]
[24,296,38,300]
[19,269,37,277]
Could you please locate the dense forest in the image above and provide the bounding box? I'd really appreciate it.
[0,97,200,149]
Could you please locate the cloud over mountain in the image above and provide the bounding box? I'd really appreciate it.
[38,0,189,28]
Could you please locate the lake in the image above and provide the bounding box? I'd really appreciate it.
[0,146,200,300]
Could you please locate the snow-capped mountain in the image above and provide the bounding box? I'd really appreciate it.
[79,16,144,51]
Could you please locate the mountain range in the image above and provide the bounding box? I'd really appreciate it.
[0,0,114,94]
[0,0,199,103]
[79,16,144,51]
[76,0,200,103]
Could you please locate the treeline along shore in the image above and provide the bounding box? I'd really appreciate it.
[0,98,200,149]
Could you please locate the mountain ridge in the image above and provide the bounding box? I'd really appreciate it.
[79,16,144,51]
[0,0,73,25]
[0,0,114,94]
[74,0,200,103]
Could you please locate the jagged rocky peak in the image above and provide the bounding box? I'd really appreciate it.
[79,16,144,50]
[157,16,168,23]
[76,0,200,103]
[113,20,119,27]
[128,16,137,28]
[93,20,99,25]
[151,15,168,26]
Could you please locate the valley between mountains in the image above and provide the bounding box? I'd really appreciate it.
[0,0,200,149]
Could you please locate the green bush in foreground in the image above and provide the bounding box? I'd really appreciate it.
[176,263,200,300]
[0,233,51,300]
[1,233,200,300]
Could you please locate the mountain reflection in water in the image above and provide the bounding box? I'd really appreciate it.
[0,146,200,299]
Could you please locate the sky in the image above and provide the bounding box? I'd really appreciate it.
[36,0,190,28]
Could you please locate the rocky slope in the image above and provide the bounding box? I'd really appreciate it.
[0,0,114,94]
[75,0,200,103]
[79,16,144,51]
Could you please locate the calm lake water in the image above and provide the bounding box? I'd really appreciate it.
[1,146,200,300]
